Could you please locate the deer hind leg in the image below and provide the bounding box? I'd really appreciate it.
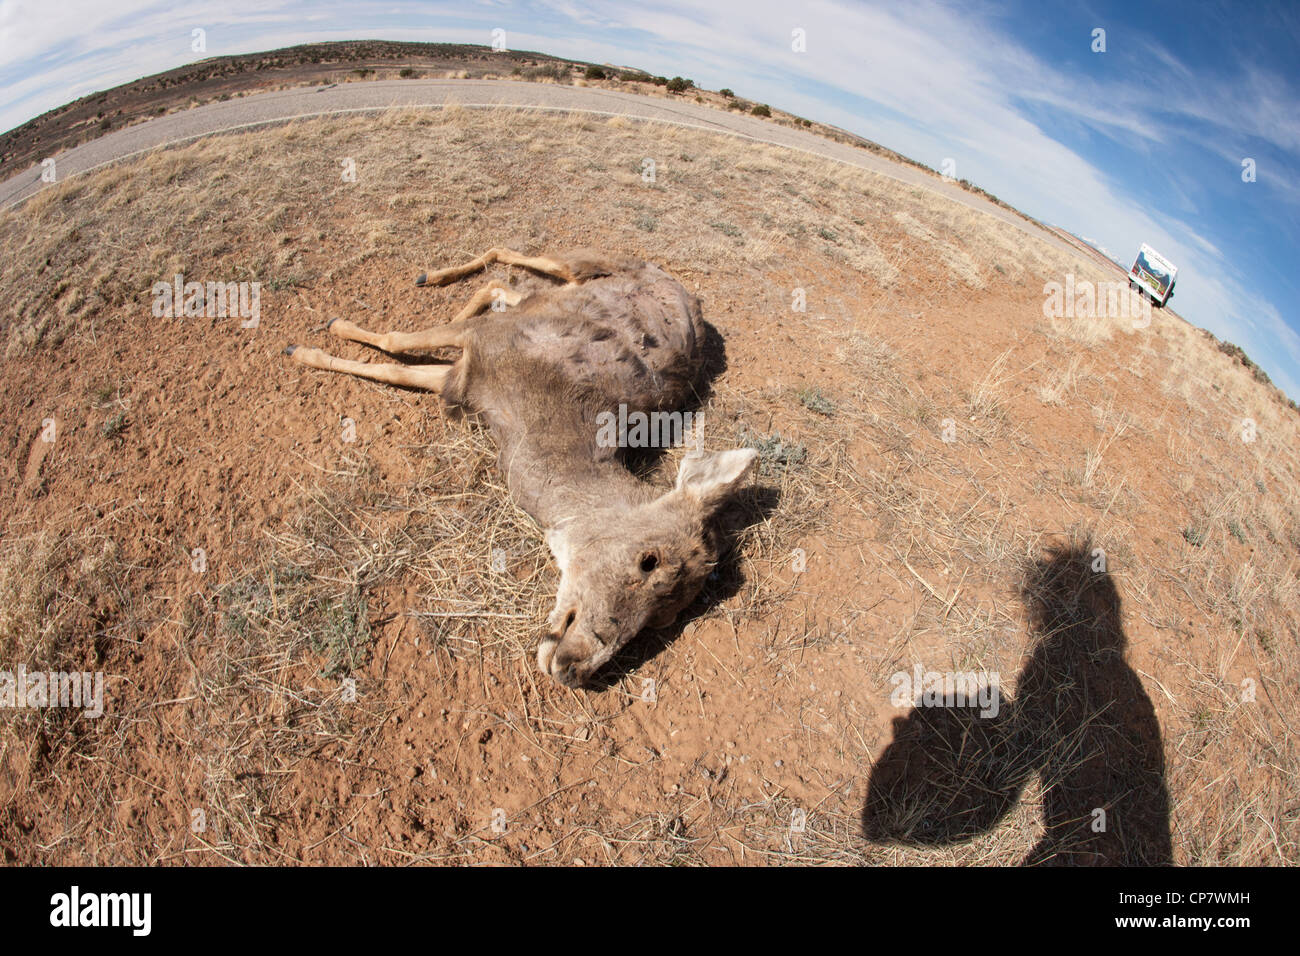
[327,282,521,354]
[284,345,450,392]
[417,247,579,287]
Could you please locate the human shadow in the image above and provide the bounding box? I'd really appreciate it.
[862,540,1173,865]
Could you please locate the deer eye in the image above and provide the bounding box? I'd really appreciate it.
[639,552,659,574]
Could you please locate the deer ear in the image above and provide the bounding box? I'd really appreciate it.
[675,448,758,514]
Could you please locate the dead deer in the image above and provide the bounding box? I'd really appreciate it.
[285,248,757,687]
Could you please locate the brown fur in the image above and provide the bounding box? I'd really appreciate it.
[286,248,757,686]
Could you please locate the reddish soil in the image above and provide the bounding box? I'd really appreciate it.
[1,107,1295,866]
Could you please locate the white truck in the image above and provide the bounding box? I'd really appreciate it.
[1129,243,1177,308]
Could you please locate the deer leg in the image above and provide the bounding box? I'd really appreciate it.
[326,282,521,353]
[450,281,524,321]
[417,247,577,286]
[284,345,450,392]
[325,318,469,353]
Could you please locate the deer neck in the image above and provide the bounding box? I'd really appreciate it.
[459,369,655,532]
[505,443,649,530]
[451,351,660,530]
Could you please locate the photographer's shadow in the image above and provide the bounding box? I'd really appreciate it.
[862,541,1172,865]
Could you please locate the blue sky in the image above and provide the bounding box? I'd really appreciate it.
[2,0,1297,398]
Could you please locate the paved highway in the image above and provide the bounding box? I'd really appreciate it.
[1,78,1080,263]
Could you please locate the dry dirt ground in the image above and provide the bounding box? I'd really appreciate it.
[1,106,1296,865]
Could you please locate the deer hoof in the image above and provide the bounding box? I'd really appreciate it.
[415,272,428,287]
[326,317,341,330]
[283,345,298,357]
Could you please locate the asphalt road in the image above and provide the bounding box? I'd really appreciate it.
[1,78,1078,262]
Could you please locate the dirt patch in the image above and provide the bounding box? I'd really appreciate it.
[1,107,1297,864]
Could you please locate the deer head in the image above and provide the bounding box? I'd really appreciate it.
[536,448,758,687]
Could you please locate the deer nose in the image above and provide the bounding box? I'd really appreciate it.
[551,658,584,687]
[549,641,594,687]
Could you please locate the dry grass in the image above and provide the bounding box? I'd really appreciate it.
[1,104,1297,865]
[1038,354,1082,406]
[0,104,1103,360]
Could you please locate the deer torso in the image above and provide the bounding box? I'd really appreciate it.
[441,260,706,526]
[285,248,758,688]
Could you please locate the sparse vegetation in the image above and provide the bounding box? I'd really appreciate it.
[796,386,836,416]
[100,410,127,439]
[741,428,808,474]
[89,381,116,406]
[2,101,1297,869]
[1216,337,1274,386]
[525,63,567,82]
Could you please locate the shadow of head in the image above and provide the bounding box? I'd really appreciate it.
[862,703,1027,846]
[862,539,1173,864]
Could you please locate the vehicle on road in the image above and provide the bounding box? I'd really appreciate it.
[1129,243,1178,307]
